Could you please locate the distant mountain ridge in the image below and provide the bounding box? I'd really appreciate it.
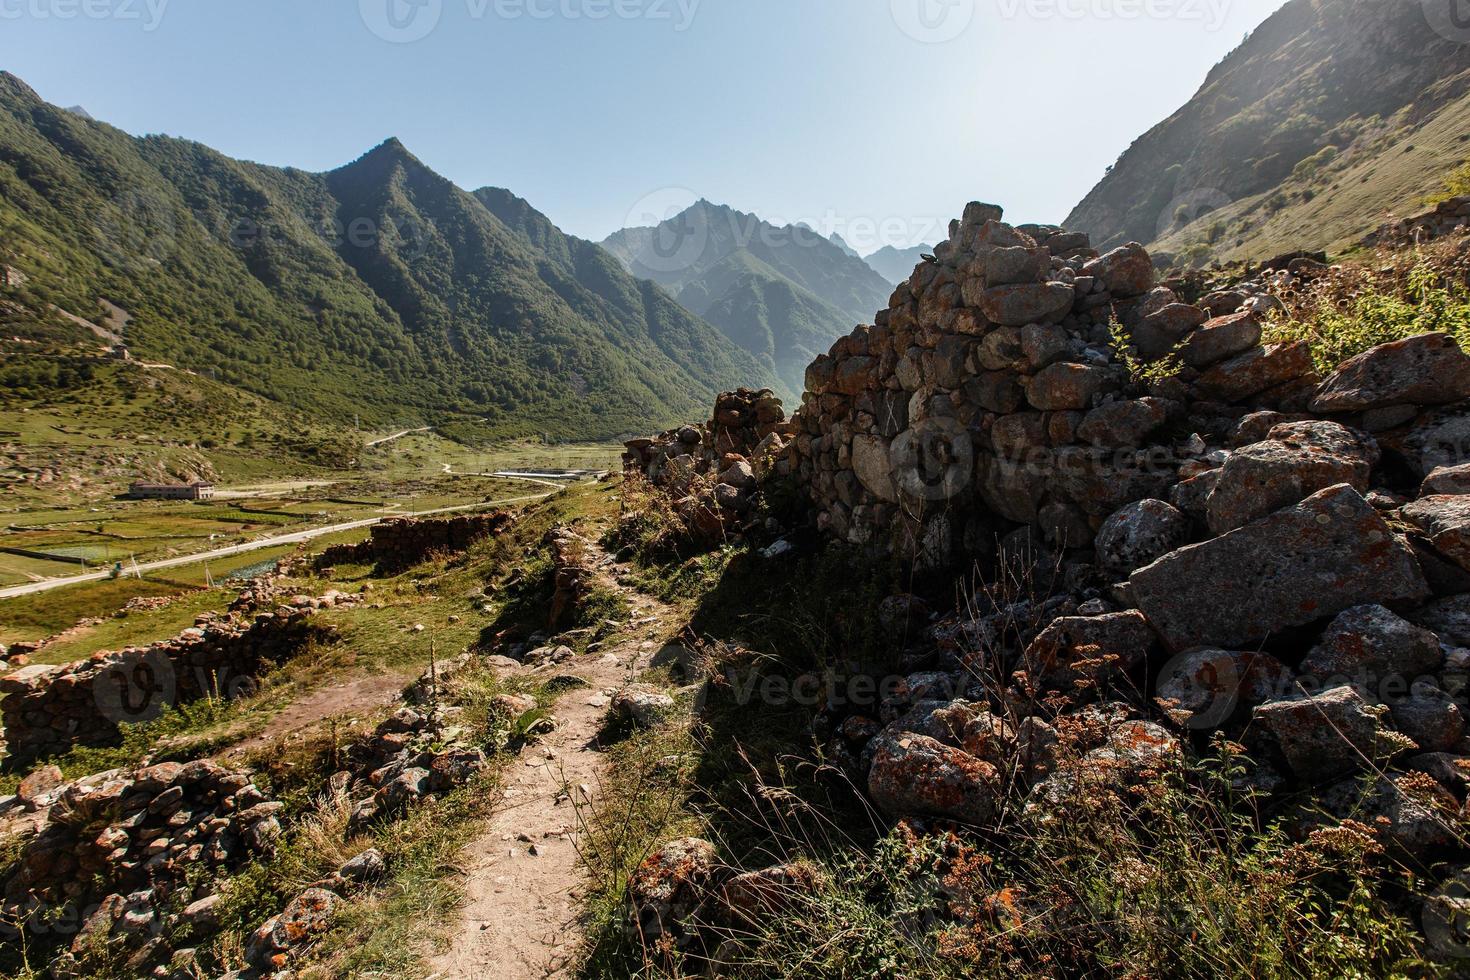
[601,200,891,394]
[1066,0,1470,263]
[0,72,776,440]
[864,243,935,286]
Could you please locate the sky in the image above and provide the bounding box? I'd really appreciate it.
[1,0,1290,253]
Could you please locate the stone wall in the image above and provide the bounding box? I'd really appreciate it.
[787,201,1322,566]
[624,388,798,537]
[316,511,514,574]
[1363,195,1470,249]
[0,597,343,767]
[1,760,282,974]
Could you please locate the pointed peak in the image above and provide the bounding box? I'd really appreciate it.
[0,71,43,104]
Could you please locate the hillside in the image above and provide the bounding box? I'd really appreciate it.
[1066,0,1470,264]
[600,200,892,393]
[0,73,776,442]
[864,242,935,285]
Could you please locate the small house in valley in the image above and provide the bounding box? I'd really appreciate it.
[128,481,216,501]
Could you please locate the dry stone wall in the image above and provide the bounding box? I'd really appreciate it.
[788,202,1330,566]
[316,512,513,574]
[0,596,346,767]
[1363,195,1470,249]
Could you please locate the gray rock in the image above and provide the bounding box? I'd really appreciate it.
[867,731,999,824]
[1311,332,1470,412]
[1412,594,1470,647]
[1076,397,1170,449]
[1154,648,1293,729]
[1022,610,1156,694]
[1094,499,1191,578]
[1254,686,1389,782]
[610,685,676,728]
[1299,604,1444,682]
[1392,685,1465,753]
[1422,463,1470,497]
[1204,421,1377,535]
[1131,485,1428,651]
[1180,312,1262,369]
[851,435,897,503]
[1400,495,1470,572]
[1194,341,1315,403]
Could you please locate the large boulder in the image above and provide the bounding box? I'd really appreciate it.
[1311,333,1470,413]
[1131,485,1428,651]
[1083,243,1153,297]
[1253,686,1390,783]
[1400,495,1470,572]
[1204,421,1377,535]
[976,282,1075,327]
[867,731,1000,824]
[1094,499,1191,579]
[1022,611,1156,694]
[1194,341,1315,403]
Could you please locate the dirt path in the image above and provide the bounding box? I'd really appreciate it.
[428,548,677,980]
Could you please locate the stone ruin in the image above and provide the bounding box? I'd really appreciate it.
[2,760,283,978]
[623,388,798,538]
[624,202,1470,906]
[315,511,514,574]
[1,591,353,767]
[788,201,1323,565]
[1363,194,1470,249]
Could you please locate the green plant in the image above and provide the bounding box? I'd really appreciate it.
[1264,257,1470,371]
[1108,317,1186,385]
[1424,161,1470,206]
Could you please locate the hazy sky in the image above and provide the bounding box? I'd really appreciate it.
[3,0,1289,252]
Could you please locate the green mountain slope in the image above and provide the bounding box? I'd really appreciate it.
[0,72,775,441]
[600,200,891,389]
[1065,0,1470,264]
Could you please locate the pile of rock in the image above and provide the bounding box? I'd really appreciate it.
[623,388,797,538]
[1363,195,1470,248]
[1,593,349,766]
[786,202,1340,565]
[626,837,823,957]
[315,511,514,574]
[0,760,281,978]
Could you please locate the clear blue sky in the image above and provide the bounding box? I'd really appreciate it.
[3,0,1288,252]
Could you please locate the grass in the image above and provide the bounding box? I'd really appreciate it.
[22,587,230,665]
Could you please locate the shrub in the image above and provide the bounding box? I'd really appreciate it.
[1265,258,1470,372]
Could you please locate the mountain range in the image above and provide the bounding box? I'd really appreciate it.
[863,243,935,286]
[0,72,777,441]
[600,200,892,394]
[1067,0,1470,264]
